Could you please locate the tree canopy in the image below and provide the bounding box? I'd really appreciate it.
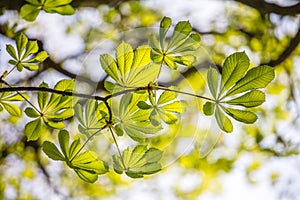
[0,0,300,199]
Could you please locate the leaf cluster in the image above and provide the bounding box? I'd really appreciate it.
[204,52,275,132]
[6,33,48,71]
[21,0,75,21]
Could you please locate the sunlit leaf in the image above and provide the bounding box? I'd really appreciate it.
[225,65,275,96]
[221,52,249,94]
[113,145,163,178]
[203,102,215,116]
[207,67,220,99]
[215,106,233,133]
[24,118,42,141]
[42,141,65,161]
[225,90,265,107]
[224,107,258,124]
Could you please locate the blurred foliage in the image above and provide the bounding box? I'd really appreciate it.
[0,0,300,199]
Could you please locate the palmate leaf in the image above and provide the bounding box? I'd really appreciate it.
[6,33,48,71]
[204,52,275,133]
[0,91,29,117]
[137,88,186,125]
[24,79,76,141]
[20,0,75,21]
[220,52,249,95]
[114,93,161,142]
[113,145,163,178]
[42,130,108,183]
[225,65,275,96]
[149,17,201,69]
[100,43,160,90]
[74,99,107,137]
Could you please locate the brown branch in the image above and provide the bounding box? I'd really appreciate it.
[263,25,300,67]
[234,0,300,16]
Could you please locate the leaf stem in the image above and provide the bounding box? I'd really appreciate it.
[156,86,215,101]
[69,126,107,162]
[2,81,42,115]
[108,126,126,170]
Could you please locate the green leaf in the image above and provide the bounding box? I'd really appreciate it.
[16,33,28,58]
[157,90,177,105]
[207,67,220,99]
[159,16,172,50]
[1,102,21,117]
[171,33,201,53]
[203,102,215,116]
[113,145,163,178]
[44,5,75,15]
[44,120,65,129]
[20,4,40,22]
[101,43,159,88]
[100,54,120,82]
[24,118,42,141]
[223,107,258,124]
[74,169,98,183]
[116,42,134,83]
[22,40,38,59]
[225,65,275,96]
[42,141,65,161]
[225,90,265,108]
[44,0,73,7]
[58,129,70,158]
[6,44,17,60]
[25,107,40,118]
[26,0,40,6]
[221,52,249,94]
[137,101,152,109]
[38,82,49,111]
[215,106,233,133]
[168,21,192,50]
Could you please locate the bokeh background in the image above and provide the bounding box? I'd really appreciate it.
[0,0,300,199]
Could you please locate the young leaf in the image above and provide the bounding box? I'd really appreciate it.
[6,33,48,71]
[223,108,258,124]
[116,42,134,83]
[42,141,65,161]
[203,102,215,116]
[114,93,161,142]
[159,16,172,50]
[24,118,42,141]
[20,4,40,21]
[149,17,201,69]
[43,130,108,183]
[221,52,249,94]
[225,65,275,96]
[207,67,220,99]
[100,43,159,89]
[225,90,265,108]
[112,145,163,178]
[215,106,233,133]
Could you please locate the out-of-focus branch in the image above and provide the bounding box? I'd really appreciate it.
[234,0,300,16]
[263,25,300,67]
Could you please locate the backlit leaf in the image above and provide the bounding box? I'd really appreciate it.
[207,67,220,99]
[225,65,275,96]
[221,52,249,94]
[24,118,42,141]
[224,107,258,124]
[215,106,233,133]
[225,90,265,107]
[42,141,65,161]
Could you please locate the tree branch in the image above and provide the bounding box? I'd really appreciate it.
[264,25,300,67]
[234,0,300,16]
